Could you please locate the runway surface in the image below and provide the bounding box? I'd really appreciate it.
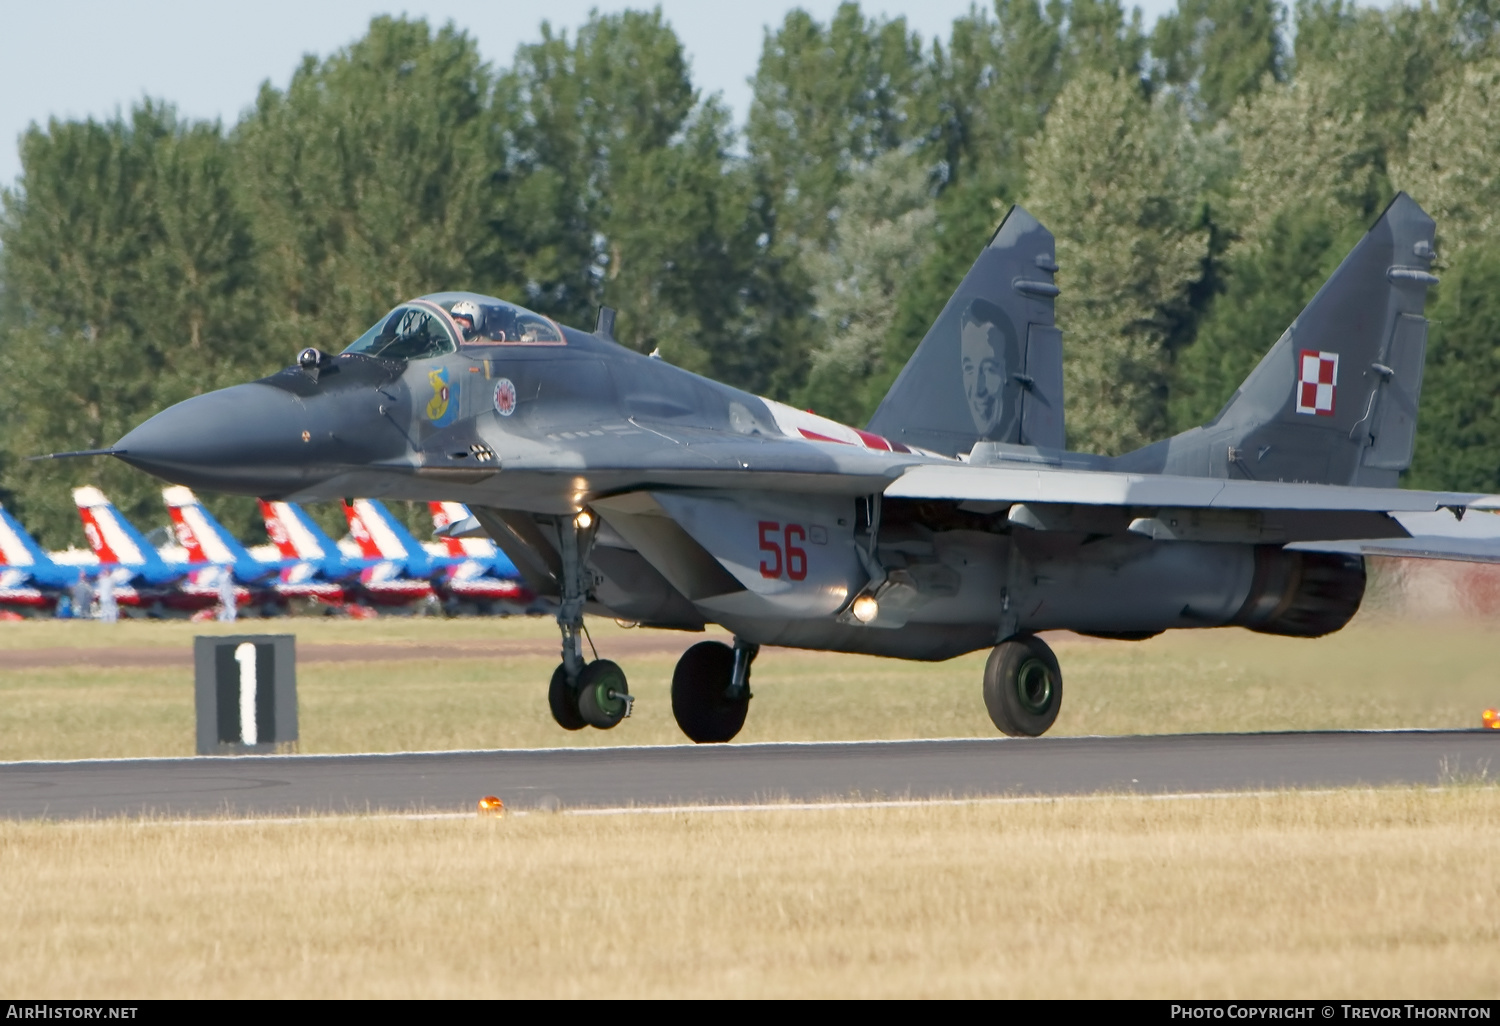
[2,730,1496,820]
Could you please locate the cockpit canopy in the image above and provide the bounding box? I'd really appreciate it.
[341,293,564,361]
[428,292,565,346]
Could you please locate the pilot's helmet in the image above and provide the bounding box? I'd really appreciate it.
[450,300,482,341]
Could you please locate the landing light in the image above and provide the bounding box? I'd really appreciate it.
[478,795,506,815]
[1484,709,1499,730]
[852,595,879,623]
[574,510,594,530]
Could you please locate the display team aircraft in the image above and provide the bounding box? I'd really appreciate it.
[41,193,1500,741]
[0,502,78,613]
[70,486,231,615]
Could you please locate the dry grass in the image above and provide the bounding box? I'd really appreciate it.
[1,787,1497,998]
[3,614,1500,760]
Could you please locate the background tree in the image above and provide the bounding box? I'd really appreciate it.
[504,12,770,389]
[0,104,260,547]
[1395,56,1500,490]
[800,149,937,424]
[744,3,930,398]
[1024,68,1211,454]
[235,17,502,358]
[1150,0,1284,122]
[1169,70,1383,429]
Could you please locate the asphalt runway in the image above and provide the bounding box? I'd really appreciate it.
[1,730,1496,820]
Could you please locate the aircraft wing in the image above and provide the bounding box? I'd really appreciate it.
[885,463,1500,554]
[886,464,1482,513]
[1287,509,1500,564]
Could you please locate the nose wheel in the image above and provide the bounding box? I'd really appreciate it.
[576,659,633,728]
[548,662,587,731]
[550,658,633,731]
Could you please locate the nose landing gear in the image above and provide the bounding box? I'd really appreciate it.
[547,510,634,732]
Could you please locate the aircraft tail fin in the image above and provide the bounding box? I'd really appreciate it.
[350,499,440,576]
[428,500,516,575]
[164,486,260,571]
[0,503,47,569]
[865,205,1062,457]
[72,487,159,568]
[429,501,470,557]
[342,502,387,561]
[260,500,336,563]
[1147,193,1437,486]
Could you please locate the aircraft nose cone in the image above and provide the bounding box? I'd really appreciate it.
[116,383,324,495]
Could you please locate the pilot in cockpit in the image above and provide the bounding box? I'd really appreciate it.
[449,300,482,342]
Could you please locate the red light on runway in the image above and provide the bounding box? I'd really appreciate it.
[1483,709,1499,730]
[478,795,506,815]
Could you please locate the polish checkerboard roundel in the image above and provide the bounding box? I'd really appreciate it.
[1296,349,1338,416]
[493,378,517,417]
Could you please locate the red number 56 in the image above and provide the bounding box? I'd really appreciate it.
[759,521,807,581]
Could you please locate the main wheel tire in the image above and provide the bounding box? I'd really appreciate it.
[576,659,630,729]
[983,634,1063,737]
[671,641,748,744]
[548,661,587,731]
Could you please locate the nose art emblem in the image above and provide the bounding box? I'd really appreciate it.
[494,378,517,417]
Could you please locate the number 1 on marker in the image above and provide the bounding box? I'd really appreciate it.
[235,642,258,745]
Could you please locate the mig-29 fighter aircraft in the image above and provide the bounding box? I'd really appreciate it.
[46,193,1500,742]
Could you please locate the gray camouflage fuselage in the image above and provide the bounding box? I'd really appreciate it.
[110,195,1482,663]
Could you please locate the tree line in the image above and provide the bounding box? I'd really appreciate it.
[4,0,1500,548]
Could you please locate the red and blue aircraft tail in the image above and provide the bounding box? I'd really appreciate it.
[163,486,279,583]
[71,486,182,586]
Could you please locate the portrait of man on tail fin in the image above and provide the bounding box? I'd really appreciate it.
[959,297,1020,440]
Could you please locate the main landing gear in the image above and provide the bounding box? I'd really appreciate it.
[548,511,634,732]
[983,633,1063,737]
[671,639,757,743]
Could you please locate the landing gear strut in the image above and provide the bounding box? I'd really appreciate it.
[671,638,756,743]
[548,510,633,732]
[983,633,1063,737]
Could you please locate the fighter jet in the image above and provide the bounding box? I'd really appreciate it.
[426,500,532,613]
[257,499,433,609]
[162,486,346,610]
[345,497,529,613]
[49,193,1500,741]
[0,502,79,614]
[70,486,232,616]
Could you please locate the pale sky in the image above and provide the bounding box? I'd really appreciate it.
[0,0,1188,188]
